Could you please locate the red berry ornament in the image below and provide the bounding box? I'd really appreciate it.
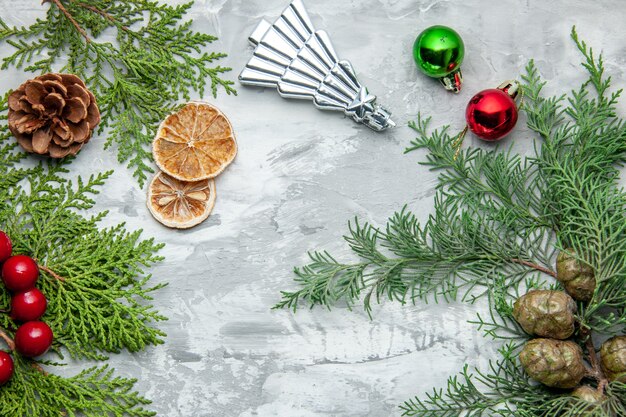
[466,80,520,141]
[0,351,13,385]
[11,288,47,322]
[15,321,53,358]
[2,255,39,292]
[0,231,11,263]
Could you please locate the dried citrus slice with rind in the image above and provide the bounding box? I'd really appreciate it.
[147,171,216,229]
[153,102,237,181]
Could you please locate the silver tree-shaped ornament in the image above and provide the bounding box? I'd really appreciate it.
[239,0,396,132]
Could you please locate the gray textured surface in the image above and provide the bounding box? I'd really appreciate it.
[1,0,626,416]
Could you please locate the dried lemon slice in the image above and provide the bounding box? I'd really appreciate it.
[153,102,237,182]
[147,171,216,229]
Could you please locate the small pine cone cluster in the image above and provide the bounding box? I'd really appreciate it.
[8,73,100,158]
[515,290,586,388]
[515,249,624,408]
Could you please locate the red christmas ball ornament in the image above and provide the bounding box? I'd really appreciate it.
[14,321,53,358]
[466,80,521,141]
[2,255,39,292]
[11,288,47,322]
[0,351,14,385]
[0,231,12,263]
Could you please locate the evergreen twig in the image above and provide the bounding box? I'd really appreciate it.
[0,93,166,415]
[0,0,236,186]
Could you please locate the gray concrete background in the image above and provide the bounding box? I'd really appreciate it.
[1,0,625,416]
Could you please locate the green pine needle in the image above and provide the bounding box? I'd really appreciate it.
[0,0,236,186]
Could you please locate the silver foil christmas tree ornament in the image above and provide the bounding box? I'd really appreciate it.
[239,0,395,132]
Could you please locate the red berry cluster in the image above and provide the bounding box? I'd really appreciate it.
[0,231,54,386]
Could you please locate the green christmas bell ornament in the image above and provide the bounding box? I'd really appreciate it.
[413,25,465,93]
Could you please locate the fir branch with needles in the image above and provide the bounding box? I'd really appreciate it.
[0,95,166,415]
[277,28,626,416]
[274,134,558,314]
[0,0,236,186]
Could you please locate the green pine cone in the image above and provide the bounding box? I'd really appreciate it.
[556,249,596,301]
[519,338,586,388]
[600,336,626,382]
[513,290,577,339]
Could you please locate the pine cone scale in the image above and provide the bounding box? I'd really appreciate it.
[52,134,71,148]
[8,91,21,111]
[67,84,90,105]
[49,143,78,159]
[8,73,100,158]
[63,97,88,123]
[9,111,45,134]
[60,73,86,87]
[24,80,47,105]
[43,93,65,116]
[69,120,90,143]
[42,79,67,96]
[32,129,53,154]
[14,132,33,153]
[86,93,100,127]
[22,98,42,115]
[53,122,70,140]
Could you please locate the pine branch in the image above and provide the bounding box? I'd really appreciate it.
[276,207,556,314]
[279,27,626,415]
[276,124,558,313]
[0,0,236,186]
[45,0,91,43]
[400,345,626,417]
[2,166,167,359]
[0,360,155,417]
[399,345,552,417]
[524,29,626,334]
[0,93,165,413]
[406,116,548,231]
[400,28,626,415]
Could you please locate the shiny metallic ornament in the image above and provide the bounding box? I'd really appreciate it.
[466,80,520,141]
[413,25,465,93]
[239,0,395,132]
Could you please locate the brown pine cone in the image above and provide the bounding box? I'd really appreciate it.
[519,338,586,388]
[7,73,100,158]
[513,290,577,339]
[600,336,626,383]
[556,249,596,302]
